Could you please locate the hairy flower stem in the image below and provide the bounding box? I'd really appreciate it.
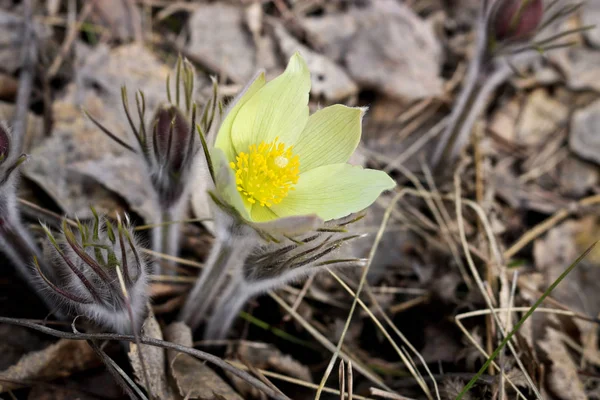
[151,206,184,275]
[204,277,248,340]
[0,215,41,279]
[180,224,256,330]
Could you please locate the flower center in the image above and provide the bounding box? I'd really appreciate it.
[230,138,300,207]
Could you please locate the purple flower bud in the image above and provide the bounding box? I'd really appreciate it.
[0,125,9,162]
[493,0,543,42]
[36,213,151,333]
[152,104,192,174]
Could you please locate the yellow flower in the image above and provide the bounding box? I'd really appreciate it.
[212,52,395,223]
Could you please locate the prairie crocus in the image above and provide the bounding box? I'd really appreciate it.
[87,57,218,273]
[36,211,151,334]
[181,53,395,332]
[0,123,42,288]
[212,52,395,225]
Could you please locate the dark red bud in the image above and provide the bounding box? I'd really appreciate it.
[0,125,9,162]
[152,105,191,172]
[493,0,543,42]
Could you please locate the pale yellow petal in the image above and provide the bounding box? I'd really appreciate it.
[214,72,266,162]
[231,52,310,154]
[270,163,396,221]
[250,203,278,222]
[294,105,364,173]
[211,148,251,219]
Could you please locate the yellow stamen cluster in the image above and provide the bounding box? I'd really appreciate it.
[230,138,300,207]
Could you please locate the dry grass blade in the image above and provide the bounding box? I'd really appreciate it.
[315,191,416,400]
[227,361,373,400]
[327,269,438,400]
[0,317,289,400]
[269,291,390,391]
[453,166,541,399]
[338,360,345,400]
[456,241,598,398]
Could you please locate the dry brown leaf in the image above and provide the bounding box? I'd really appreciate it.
[538,327,587,400]
[0,339,99,392]
[128,309,175,400]
[164,322,243,400]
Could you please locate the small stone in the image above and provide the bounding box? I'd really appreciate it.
[553,47,600,92]
[302,0,443,101]
[186,4,256,83]
[558,155,599,197]
[515,89,568,146]
[570,99,600,165]
[272,22,358,102]
[581,1,600,48]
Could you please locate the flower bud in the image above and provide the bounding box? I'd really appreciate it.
[36,211,151,333]
[0,124,9,163]
[492,0,543,42]
[150,104,196,208]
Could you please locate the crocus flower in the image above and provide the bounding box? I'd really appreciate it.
[211,52,395,225]
[181,53,395,332]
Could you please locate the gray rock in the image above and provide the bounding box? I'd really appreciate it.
[570,99,600,165]
[553,47,600,92]
[186,4,256,84]
[581,1,600,48]
[272,22,358,102]
[302,0,443,101]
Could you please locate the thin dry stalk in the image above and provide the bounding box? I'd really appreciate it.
[269,291,390,392]
[315,192,418,400]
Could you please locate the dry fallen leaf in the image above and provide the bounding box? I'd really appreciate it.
[570,98,600,166]
[0,339,99,392]
[164,322,243,400]
[538,327,587,400]
[128,309,175,400]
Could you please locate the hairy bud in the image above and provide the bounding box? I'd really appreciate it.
[0,124,27,189]
[181,213,367,339]
[149,104,195,208]
[0,125,8,162]
[36,211,151,333]
[492,0,543,42]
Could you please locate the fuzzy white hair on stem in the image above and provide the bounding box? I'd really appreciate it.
[180,210,367,339]
[35,210,152,334]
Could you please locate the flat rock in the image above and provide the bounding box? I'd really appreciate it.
[570,99,600,165]
[581,1,600,48]
[553,47,600,92]
[302,0,443,101]
[558,155,599,197]
[186,4,256,83]
[272,22,358,102]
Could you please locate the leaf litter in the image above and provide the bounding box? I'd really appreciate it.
[0,1,599,399]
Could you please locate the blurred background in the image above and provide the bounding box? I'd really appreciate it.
[0,0,599,399]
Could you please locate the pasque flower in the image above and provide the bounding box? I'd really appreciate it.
[181,53,394,333]
[37,211,150,333]
[211,52,395,224]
